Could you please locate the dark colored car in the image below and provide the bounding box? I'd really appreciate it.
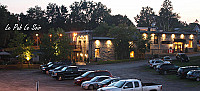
[176,53,190,62]
[48,65,67,75]
[74,70,113,85]
[156,64,179,75]
[97,78,120,88]
[177,66,200,78]
[41,64,63,74]
[186,70,200,81]
[40,62,53,70]
[52,66,88,81]
[162,56,172,62]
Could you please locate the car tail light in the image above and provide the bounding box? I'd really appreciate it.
[190,75,195,77]
[161,86,162,90]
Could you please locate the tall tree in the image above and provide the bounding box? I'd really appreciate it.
[157,0,180,31]
[106,14,133,26]
[134,6,156,27]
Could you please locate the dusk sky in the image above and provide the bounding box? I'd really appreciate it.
[1,0,200,24]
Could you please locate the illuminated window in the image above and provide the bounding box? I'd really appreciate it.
[151,34,155,40]
[162,34,166,41]
[189,40,193,48]
[95,40,100,46]
[95,48,100,58]
[171,34,175,39]
[180,34,184,39]
[143,33,147,39]
[190,34,194,39]
[154,35,158,44]
[130,51,134,58]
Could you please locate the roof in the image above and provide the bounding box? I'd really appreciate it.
[65,30,93,34]
[140,31,197,35]
[92,37,114,40]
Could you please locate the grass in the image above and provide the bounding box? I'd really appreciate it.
[172,56,200,66]
[89,58,140,65]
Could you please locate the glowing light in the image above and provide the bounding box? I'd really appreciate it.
[169,44,173,48]
[49,34,52,38]
[36,33,38,37]
[73,33,77,37]
[162,34,166,41]
[171,34,175,39]
[85,54,88,58]
[143,33,147,39]
[95,40,100,46]
[80,53,83,57]
[106,40,111,45]
[130,51,134,58]
[180,34,184,39]
[59,34,63,37]
[185,44,189,47]
[151,34,155,40]
[190,34,194,39]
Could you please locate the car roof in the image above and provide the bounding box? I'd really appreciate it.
[86,70,109,73]
[189,70,200,72]
[180,66,199,68]
[94,76,110,78]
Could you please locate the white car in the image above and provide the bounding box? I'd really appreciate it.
[149,59,170,69]
[97,79,162,91]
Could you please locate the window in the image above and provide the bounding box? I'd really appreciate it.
[87,73,95,77]
[161,41,171,44]
[130,51,134,58]
[124,82,133,88]
[134,81,140,88]
[154,35,158,44]
[189,40,193,48]
[95,48,100,58]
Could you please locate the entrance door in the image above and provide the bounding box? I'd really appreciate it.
[174,42,184,52]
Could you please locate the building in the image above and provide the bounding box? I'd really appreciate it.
[137,27,198,54]
[66,30,115,63]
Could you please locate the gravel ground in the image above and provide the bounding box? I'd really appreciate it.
[0,53,200,91]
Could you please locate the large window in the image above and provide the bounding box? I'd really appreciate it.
[95,48,100,58]
[189,40,193,48]
[154,35,158,44]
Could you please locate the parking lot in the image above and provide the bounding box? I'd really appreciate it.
[0,60,200,91]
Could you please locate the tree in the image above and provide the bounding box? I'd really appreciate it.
[157,0,181,31]
[108,24,136,59]
[134,6,156,27]
[93,23,111,37]
[105,14,133,26]
[40,28,72,62]
[8,31,34,63]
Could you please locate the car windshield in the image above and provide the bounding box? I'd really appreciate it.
[61,67,67,71]
[108,82,116,87]
[47,62,52,65]
[48,64,53,67]
[113,81,126,88]
[155,60,164,63]
[101,79,111,84]
[81,72,90,77]
[165,57,171,59]
[55,66,62,70]
[90,77,99,82]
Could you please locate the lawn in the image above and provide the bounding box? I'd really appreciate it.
[172,56,200,66]
[89,58,140,65]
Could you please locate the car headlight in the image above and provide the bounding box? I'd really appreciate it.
[54,73,57,76]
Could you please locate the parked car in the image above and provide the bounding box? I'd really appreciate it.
[40,62,53,70]
[74,70,113,85]
[148,59,170,69]
[177,66,200,78]
[97,79,162,91]
[162,56,172,62]
[156,64,179,75]
[97,78,120,88]
[48,65,67,75]
[51,66,88,81]
[176,53,190,62]
[81,76,111,90]
[41,64,63,74]
[186,70,200,81]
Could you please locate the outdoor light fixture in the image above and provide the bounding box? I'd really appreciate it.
[162,34,166,41]
[80,53,83,57]
[190,34,194,39]
[180,34,184,39]
[106,40,111,45]
[49,34,52,37]
[151,34,155,40]
[36,33,39,46]
[73,33,77,37]
[59,34,63,37]
[171,34,175,39]
[95,40,100,46]
[143,33,147,39]
[36,33,38,37]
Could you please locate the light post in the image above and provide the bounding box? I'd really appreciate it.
[36,33,39,47]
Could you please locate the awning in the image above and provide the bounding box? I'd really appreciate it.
[174,39,186,43]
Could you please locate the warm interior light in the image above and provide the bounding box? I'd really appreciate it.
[162,34,166,41]
[180,34,184,39]
[73,33,77,37]
[171,34,175,39]
[80,53,83,57]
[130,51,134,58]
[106,40,111,45]
[151,34,155,40]
[190,34,194,39]
[59,34,63,37]
[36,33,38,37]
[95,40,100,46]
[143,33,147,39]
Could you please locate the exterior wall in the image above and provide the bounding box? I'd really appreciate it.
[146,33,197,54]
[91,40,115,61]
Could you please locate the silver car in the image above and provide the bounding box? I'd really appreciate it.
[81,76,111,90]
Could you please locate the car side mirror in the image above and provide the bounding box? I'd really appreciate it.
[123,86,128,89]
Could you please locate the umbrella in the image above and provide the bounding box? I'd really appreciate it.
[0,52,11,56]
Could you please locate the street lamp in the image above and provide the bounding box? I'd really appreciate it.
[36,33,39,47]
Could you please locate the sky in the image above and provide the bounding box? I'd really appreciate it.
[1,0,200,25]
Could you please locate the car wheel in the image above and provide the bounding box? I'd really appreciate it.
[196,78,200,81]
[164,71,167,75]
[88,85,94,90]
[58,76,63,81]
